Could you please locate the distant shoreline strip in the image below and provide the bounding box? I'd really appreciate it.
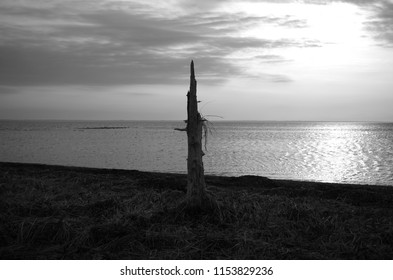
[77,126,129,130]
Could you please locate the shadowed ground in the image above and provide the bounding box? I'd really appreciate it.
[0,162,392,259]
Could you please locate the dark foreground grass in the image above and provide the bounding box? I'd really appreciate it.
[0,162,392,259]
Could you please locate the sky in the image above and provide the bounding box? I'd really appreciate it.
[0,0,392,121]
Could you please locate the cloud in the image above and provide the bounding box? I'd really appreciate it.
[0,0,328,88]
[254,54,293,63]
[364,1,393,46]
[244,72,294,83]
[270,75,294,83]
[0,86,21,94]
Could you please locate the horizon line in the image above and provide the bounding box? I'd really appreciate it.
[0,118,392,123]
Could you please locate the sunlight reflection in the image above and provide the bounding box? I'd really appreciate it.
[306,123,367,183]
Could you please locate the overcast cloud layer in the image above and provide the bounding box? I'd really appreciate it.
[0,0,393,120]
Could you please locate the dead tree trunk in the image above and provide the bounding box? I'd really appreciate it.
[176,61,214,211]
[186,60,207,208]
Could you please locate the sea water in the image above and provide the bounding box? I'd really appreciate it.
[0,120,392,186]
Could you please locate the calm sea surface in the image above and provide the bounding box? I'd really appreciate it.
[0,120,392,186]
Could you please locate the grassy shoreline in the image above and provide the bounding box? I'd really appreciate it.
[1,161,392,259]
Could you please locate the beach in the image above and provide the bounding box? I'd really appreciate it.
[0,161,392,259]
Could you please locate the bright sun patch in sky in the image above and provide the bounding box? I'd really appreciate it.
[225,2,370,78]
[230,2,365,41]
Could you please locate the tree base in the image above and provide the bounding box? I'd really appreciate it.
[174,192,221,219]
